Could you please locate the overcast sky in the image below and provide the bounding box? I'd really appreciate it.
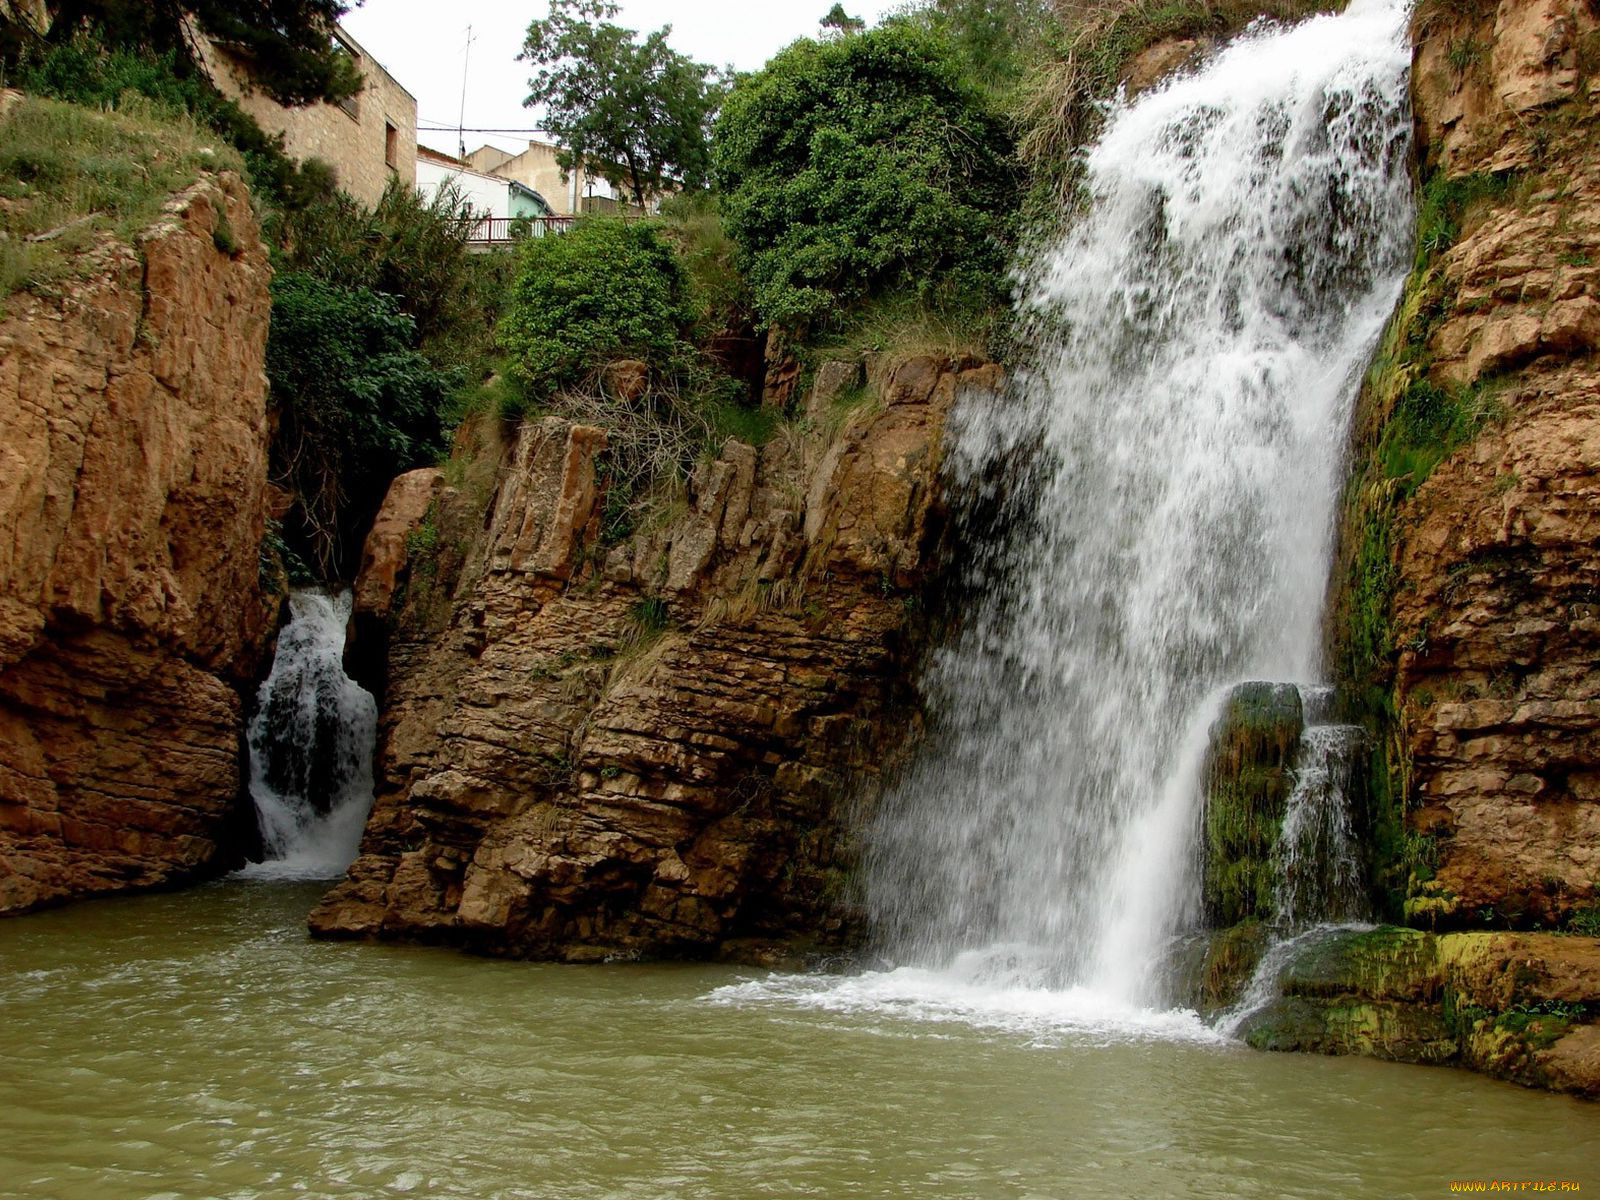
[340,0,904,158]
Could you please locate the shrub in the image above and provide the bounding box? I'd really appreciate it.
[503,218,695,395]
[712,22,1020,331]
[277,177,483,364]
[267,272,460,576]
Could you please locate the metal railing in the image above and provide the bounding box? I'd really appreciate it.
[467,215,578,244]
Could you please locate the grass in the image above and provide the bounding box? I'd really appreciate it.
[806,289,1000,373]
[0,93,241,300]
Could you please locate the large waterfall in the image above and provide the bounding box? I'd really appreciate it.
[239,590,377,880]
[863,0,1415,1012]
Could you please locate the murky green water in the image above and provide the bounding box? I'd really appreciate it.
[1,882,1595,1199]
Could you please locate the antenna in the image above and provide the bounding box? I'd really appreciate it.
[457,24,475,160]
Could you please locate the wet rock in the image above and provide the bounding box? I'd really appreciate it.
[1232,927,1600,1097]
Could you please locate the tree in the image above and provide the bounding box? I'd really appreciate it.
[820,4,865,36]
[713,22,1020,331]
[19,0,364,106]
[267,272,458,576]
[888,0,1054,94]
[521,0,719,211]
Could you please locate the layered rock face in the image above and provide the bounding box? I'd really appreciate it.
[311,356,1000,961]
[0,174,273,912]
[1392,0,1600,927]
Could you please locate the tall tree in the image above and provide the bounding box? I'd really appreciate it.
[521,0,719,211]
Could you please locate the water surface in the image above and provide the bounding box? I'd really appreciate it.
[1,883,1595,1199]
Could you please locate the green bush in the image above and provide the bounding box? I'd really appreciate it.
[712,22,1020,331]
[267,272,461,576]
[503,218,695,394]
[277,178,483,363]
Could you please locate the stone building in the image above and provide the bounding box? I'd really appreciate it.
[199,25,417,207]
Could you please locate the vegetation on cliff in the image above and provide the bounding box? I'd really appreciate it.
[713,22,1020,332]
[0,92,239,301]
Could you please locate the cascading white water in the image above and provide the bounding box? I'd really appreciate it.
[238,589,377,880]
[1273,696,1368,931]
[862,0,1415,1013]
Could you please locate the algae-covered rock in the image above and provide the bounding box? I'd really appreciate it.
[1201,682,1304,926]
[1240,996,1458,1063]
[1181,920,1271,1015]
[1278,926,1442,1003]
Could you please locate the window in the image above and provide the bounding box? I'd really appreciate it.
[385,122,398,171]
[333,33,360,120]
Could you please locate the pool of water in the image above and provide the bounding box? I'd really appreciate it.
[1,881,1594,1199]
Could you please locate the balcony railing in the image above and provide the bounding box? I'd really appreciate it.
[467,216,578,244]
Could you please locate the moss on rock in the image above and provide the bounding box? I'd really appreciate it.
[1201,682,1304,926]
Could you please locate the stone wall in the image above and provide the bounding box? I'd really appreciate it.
[310,356,1000,962]
[0,173,274,913]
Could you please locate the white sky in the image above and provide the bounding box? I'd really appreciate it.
[340,0,904,158]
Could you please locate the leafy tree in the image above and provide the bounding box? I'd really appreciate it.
[267,272,459,576]
[713,22,1020,331]
[503,218,694,395]
[278,177,482,362]
[12,1,363,107]
[521,0,720,210]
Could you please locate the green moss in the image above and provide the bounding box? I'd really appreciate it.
[1277,926,1439,1002]
[1201,683,1303,925]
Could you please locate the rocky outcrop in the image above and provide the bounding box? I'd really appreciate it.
[310,356,1001,962]
[1380,0,1600,930]
[0,172,273,912]
[1236,926,1600,1098]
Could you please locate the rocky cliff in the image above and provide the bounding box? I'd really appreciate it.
[1356,0,1600,931]
[0,171,273,912]
[310,356,1000,962]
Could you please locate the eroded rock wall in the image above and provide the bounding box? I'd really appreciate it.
[1320,0,1600,928]
[1389,0,1600,928]
[311,356,1000,962]
[0,173,273,912]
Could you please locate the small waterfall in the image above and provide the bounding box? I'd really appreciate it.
[1273,691,1367,931]
[864,0,1414,1013]
[239,589,377,880]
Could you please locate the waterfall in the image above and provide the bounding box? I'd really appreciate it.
[864,0,1415,1010]
[238,589,377,880]
[1273,689,1368,930]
